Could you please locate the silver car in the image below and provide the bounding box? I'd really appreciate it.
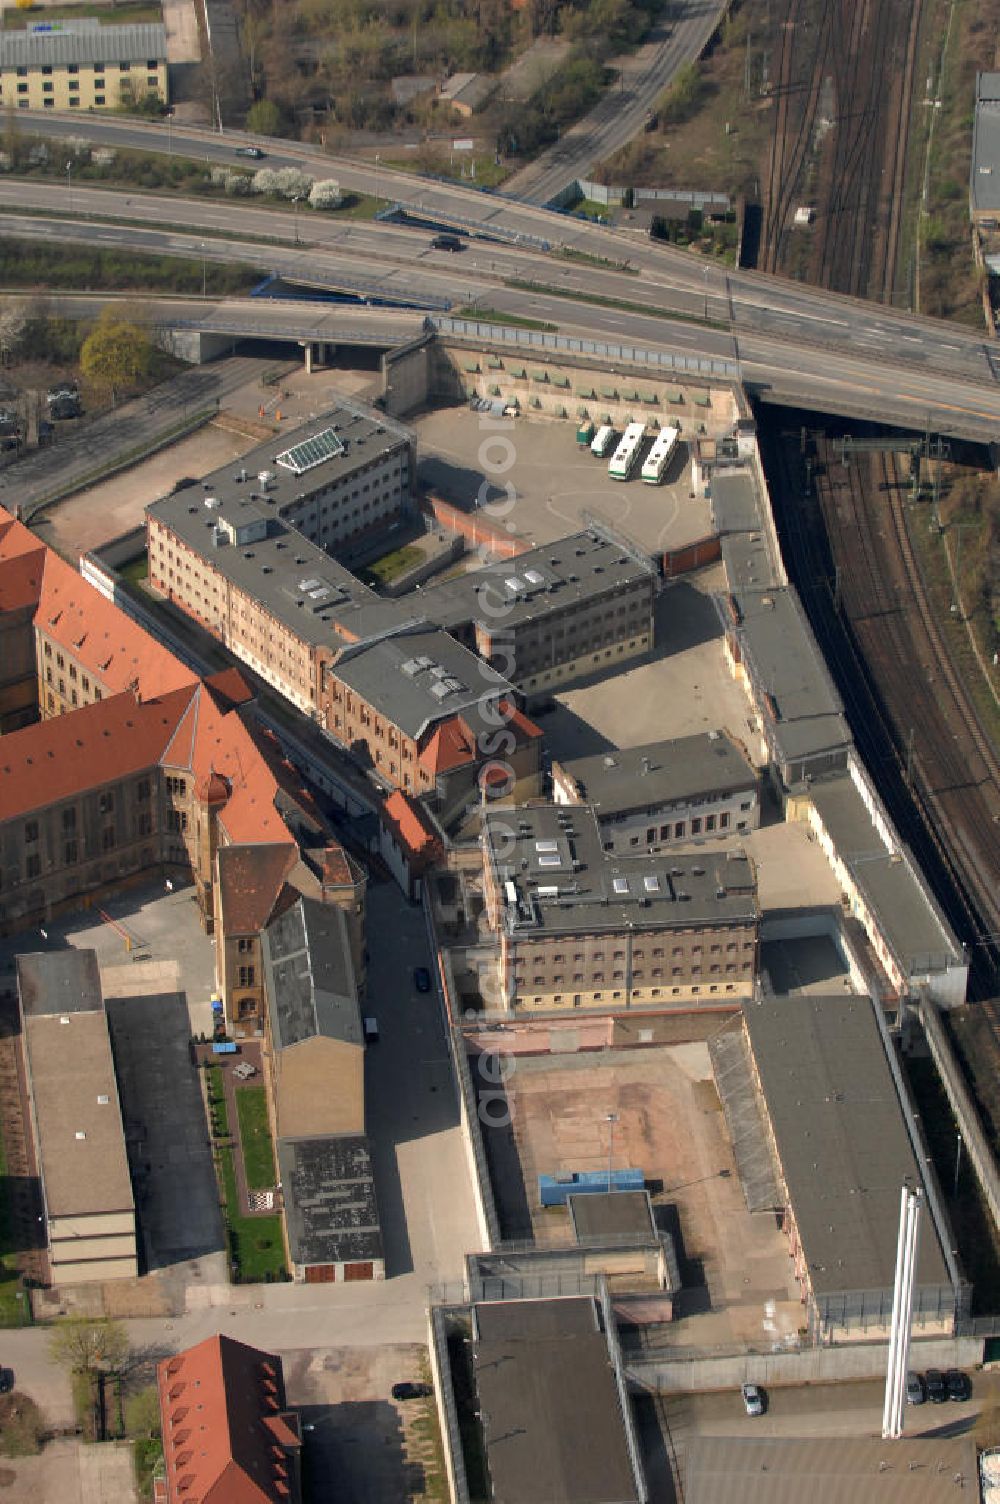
[741,1382,765,1417]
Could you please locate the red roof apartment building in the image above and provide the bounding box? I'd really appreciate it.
[0,507,365,1035]
[155,1334,301,1504]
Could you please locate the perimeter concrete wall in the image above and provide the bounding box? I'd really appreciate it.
[628,1335,984,1393]
[382,333,433,415]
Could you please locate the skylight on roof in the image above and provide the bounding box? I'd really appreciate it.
[613,876,629,895]
[524,569,545,585]
[276,427,346,477]
[535,839,559,852]
[537,853,562,867]
[644,875,660,893]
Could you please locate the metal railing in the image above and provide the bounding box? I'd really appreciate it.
[429,316,739,379]
[600,1277,650,1504]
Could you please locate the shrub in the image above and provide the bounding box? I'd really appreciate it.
[309,178,342,209]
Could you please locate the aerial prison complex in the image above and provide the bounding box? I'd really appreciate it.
[0,359,975,1329]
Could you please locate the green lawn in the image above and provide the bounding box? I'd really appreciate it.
[0,1132,30,1328]
[119,553,148,585]
[216,1145,286,1282]
[360,542,425,587]
[4,2,161,25]
[235,1085,276,1191]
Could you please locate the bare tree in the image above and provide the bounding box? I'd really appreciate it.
[48,1319,130,1377]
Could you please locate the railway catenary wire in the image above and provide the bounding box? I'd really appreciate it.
[760,0,834,272]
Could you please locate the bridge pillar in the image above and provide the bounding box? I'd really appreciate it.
[300,340,314,375]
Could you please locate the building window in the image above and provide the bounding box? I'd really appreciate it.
[25,854,40,880]
[237,937,253,954]
[102,826,116,851]
[63,807,76,831]
[137,778,151,801]
[98,791,114,814]
[94,94,105,105]
[238,965,255,988]
[24,820,38,843]
[691,817,702,834]
[64,840,77,865]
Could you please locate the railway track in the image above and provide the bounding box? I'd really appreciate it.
[760,0,834,272]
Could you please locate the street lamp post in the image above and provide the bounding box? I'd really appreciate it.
[201,242,206,298]
[292,196,300,245]
[605,1111,619,1193]
[375,153,381,211]
[167,107,174,156]
[66,161,72,217]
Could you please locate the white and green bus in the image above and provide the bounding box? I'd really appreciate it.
[608,422,646,480]
[641,425,679,484]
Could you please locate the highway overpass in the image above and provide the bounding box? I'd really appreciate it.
[3,120,1000,441]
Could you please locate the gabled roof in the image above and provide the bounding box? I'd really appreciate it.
[383,790,441,865]
[157,1334,299,1504]
[217,844,299,936]
[263,897,361,1050]
[0,685,195,819]
[36,547,195,702]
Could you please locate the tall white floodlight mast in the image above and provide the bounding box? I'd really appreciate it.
[882,1185,923,1440]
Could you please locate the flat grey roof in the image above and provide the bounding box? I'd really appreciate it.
[720,532,780,592]
[334,624,513,740]
[17,952,133,1221]
[555,731,755,815]
[263,896,361,1051]
[973,72,1000,214]
[419,527,655,633]
[568,1190,657,1245]
[16,950,102,1018]
[710,468,761,534]
[484,803,757,936]
[148,486,394,652]
[276,1134,383,1269]
[809,774,962,970]
[188,404,410,521]
[744,993,951,1300]
[0,22,166,68]
[472,1297,639,1504]
[684,1435,978,1504]
[718,588,851,767]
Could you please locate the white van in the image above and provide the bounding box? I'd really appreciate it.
[363,1016,380,1044]
[590,425,615,457]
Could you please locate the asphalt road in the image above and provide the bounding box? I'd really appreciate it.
[503,0,729,205]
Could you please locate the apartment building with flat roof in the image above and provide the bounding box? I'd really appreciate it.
[17,951,136,1287]
[421,527,657,694]
[481,804,758,1014]
[551,730,758,853]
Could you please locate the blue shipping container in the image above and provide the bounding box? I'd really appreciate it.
[212,1042,238,1055]
[538,1168,644,1207]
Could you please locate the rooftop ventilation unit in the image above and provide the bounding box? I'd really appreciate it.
[524,569,545,585]
[401,658,422,677]
[203,496,220,509]
[535,839,559,853]
[429,681,452,701]
[537,885,559,898]
[537,853,562,868]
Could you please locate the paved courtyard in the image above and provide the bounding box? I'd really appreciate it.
[0,1439,136,1504]
[412,405,714,554]
[481,1046,803,1348]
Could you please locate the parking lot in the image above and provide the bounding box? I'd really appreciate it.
[411,405,714,555]
[538,571,757,760]
[282,1343,445,1504]
[480,1046,803,1347]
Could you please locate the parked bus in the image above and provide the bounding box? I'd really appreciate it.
[590,424,616,457]
[608,422,646,480]
[641,425,679,484]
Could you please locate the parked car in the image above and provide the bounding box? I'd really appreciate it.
[741,1383,765,1417]
[925,1368,947,1403]
[413,966,432,993]
[906,1371,926,1405]
[363,1016,379,1044]
[430,233,463,252]
[0,1369,13,1394]
[945,1369,972,1403]
[236,146,265,159]
[391,1381,432,1400]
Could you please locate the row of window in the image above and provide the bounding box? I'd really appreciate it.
[516,964,746,985]
[538,941,745,962]
[3,62,160,77]
[3,76,158,97]
[524,982,742,1005]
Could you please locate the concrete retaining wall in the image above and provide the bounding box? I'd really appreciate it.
[420,492,528,558]
[382,333,433,416]
[629,1334,984,1393]
[919,995,1000,1234]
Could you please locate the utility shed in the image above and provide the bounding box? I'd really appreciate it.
[972,72,1000,221]
[16,951,137,1286]
[743,993,963,1338]
[684,1435,977,1504]
[277,1134,384,1283]
[471,1297,642,1504]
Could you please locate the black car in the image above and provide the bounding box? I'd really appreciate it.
[925,1368,947,1403]
[945,1368,972,1403]
[430,233,463,252]
[413,966,432,993]
[392,1381,432,1401]
[0,1369,14,1394]
[236,146,265,159]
